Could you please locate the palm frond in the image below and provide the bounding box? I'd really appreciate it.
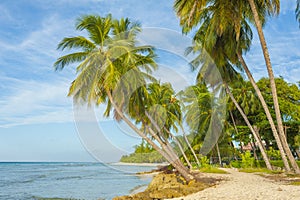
[54,52,89,71]
[57,36,96,51]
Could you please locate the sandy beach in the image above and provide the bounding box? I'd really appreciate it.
[110,162,169,167]
[167,168,300,200]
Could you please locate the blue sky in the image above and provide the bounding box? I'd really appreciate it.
[0,0,299,162]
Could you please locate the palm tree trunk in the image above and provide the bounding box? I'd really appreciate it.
[106,90,194,182]
[180,125,201,168]
[216,142,222,166]
[237,53,291,172]
[296,149,300,159]
[247,0,300,174]
[144,113,195,177]
[250,139,258,160]
[144,112,190,168]
[175,137,193,169]
[147,127,195,182]
[229,110,244,153]
[165,128,193,169]
[225,84,273,170]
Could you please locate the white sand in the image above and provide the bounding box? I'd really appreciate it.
[110,162,168,167]
[168,168,300,200]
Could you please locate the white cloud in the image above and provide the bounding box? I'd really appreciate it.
[243,10,300,84]
[1,0,299,129]
[0,15,75,71]
[0,76,73,128]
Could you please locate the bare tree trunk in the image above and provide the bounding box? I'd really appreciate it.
[148,127,195,182]
[168,130,193,169]
[229,110,243,154]
[247,0,300,174]
[106,90,194,182]
[216,142,222,167]
[225,84,273,170]
[250,140,258,160]
[296,149,300,159]
[237,53,290,172]
[144,112,192,170]
[180,125,201,168]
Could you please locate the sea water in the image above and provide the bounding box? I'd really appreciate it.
[0,162,155,200]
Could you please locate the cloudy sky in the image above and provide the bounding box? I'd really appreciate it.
[0,0,299,162]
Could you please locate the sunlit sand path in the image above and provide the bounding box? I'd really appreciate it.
[168,168,300,200]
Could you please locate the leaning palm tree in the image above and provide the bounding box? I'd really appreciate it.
[174,0,300,173]
[54,14,194,181]
[180,83,212,166]
[246,0,300,173]
[143,83,194,169]
[174,0,275,170]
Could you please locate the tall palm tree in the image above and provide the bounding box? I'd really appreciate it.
[174,0,300,173]
[247,0,300,173]
[140,82,195,179]
[180,83,213,165]
[54,14,194,181]
[174,0,275,170]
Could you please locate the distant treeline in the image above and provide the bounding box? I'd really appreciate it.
[120,140,166,163]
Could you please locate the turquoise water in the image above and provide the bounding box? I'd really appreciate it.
[0,162,155,200]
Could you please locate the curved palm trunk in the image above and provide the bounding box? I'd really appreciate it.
[237,53,291,172]
[229,111,244,154]
[163,127,193,169]
[106,90,194,182]
[147,126,194,181]
[180,125,201,168]
[144,112,195,176]
[247,0,300,174]
[144,112,189,167]
[225,84,273,170]
[174,136,193,169]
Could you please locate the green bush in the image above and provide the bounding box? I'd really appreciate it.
[199,167,228,174]
[230,160,241,168]
[200,156,209,168]
[241,151,255,168]
[231,160,300,169]
[266,147,281,160]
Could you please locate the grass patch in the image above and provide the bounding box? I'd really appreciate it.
[286,173,300,178]
[199,167,228,174]
[238,168,283,174]
[290,181,300,186]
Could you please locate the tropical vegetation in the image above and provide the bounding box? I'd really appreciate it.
[55,1,300,182]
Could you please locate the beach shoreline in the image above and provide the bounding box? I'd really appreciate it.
[110,162,169,167]
[114,167,300,200]
[167,168,300,200]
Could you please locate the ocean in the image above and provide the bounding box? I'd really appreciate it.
[0,162,156,200]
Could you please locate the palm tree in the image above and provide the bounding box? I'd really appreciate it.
[228,76,273,169]
[54,14,194,181]
[140,82,195,179]
[247,0,300,173]
[225,84,273,169]
[173,0,300,173]
[174,0,275,170]
[180,83,213,166]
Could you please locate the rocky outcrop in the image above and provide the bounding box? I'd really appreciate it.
[113,172,213,200]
